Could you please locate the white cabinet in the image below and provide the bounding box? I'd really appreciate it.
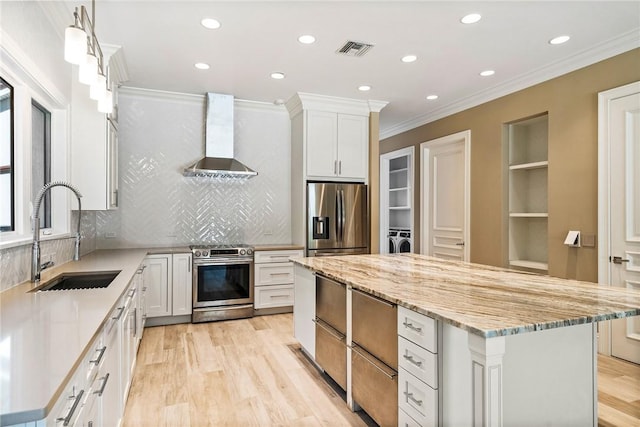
[120,283,137,407]
[71,45,127,210]
[306,111,368,180]
[143,253,192,325]
[505,114,549,272]
[172,253,193,316]
[143,254,172,317]
[293,264,316,358]
[254,249,303,312]
[398,306,439,427]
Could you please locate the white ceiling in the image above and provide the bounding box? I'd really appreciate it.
[62,1,640,138]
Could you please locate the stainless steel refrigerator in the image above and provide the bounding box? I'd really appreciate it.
[307,182,368,256]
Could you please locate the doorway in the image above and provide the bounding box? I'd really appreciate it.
[598,81,640,364]
[420,130,470,261]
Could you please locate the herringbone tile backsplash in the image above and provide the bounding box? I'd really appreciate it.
[96,89,292,248]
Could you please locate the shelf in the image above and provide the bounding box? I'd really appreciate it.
[389,206,411,210]
[509,260,548,271]
[509,161,548,171]
[510,213,548,218]
[390,187,409,192]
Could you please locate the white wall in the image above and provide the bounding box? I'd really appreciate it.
[96,88,292,248]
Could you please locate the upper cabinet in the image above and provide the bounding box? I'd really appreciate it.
[306,110,368,180]
[71,45,128,210]
[287,92,387,182]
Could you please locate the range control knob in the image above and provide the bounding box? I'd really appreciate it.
[239,249,247,256]
[202,250,209,257]
[247,248,253,256]
[194,251,201,257]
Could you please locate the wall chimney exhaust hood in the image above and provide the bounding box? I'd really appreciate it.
[183,93,257,178]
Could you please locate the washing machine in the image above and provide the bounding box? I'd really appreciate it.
[388,228,411,253]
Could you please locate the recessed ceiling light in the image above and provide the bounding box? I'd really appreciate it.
[549,35,570,45]
[461,13,482,24]
[298,35,316,44]
[194,62,210,70]
[201,18,221,29]
[426,95,438,100]
[358,85,371,92]
[401,55,417,63]
[480,70,495,77]
[270,72,285,79]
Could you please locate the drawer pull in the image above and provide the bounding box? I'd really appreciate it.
[269,272,291,276]
[270,294,290,299]
[314,318,345,340]
[112,306,125,320]
[403,321,423,333]
[90,346,107,365]
[404,391,423,407]
[57,389,84,426]
[403,353,423,367]
[352,288,395,307]
[352,344,397,379]
[94,373,110,397]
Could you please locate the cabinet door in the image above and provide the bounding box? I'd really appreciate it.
[143,255,172,317]
[337,113,368,180]
[107,119,118,209]
[293,264,315,358]
[102,316,121,427]
[306,110,338,178]
[172,253,193,316]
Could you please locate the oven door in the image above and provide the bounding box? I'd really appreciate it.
[193,258,254,308]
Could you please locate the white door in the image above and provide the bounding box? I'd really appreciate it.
[600,83,640,364]
[337,113,368,180]
[421,131,470,261]
[172,253,193,316]
[306,110,338,178]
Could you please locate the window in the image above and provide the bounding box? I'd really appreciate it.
[0,78,14,232]
[31,101,51,229]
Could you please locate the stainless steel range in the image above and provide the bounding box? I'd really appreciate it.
[191,244,254,323]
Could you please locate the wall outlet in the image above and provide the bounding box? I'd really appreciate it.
[105,232,117,239]
[264,229,273,236]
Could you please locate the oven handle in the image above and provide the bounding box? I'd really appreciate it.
[193,258,253,266]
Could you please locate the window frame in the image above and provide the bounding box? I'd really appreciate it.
[0,39,71,249]
[0,77,15,232]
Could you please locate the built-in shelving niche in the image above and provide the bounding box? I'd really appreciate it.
[505,113,549,272]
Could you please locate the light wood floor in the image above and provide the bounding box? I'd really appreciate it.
[123,314,640,427]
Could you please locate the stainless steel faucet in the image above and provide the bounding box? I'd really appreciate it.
[31,181,83,282]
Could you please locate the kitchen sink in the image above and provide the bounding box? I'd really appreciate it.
[34,271,121,292]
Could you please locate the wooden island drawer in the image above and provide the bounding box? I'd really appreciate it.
[398,306,437,353]
[255,262,294,286]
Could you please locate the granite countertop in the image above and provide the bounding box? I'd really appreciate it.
[0,249,149,425]
[293,253,640,338]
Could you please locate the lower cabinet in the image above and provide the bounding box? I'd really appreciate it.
[44,270,142,427]
[397,306,439,427]
[254,249,303,313]
[143,253,193,325]
[293,264,316,358]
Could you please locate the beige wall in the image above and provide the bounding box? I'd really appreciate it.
[380,48,640,282]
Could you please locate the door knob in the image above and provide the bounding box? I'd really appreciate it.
[611,256,630,264]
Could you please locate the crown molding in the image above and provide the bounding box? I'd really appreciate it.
[285,92,384,117]
[380,30,640,140]
[118,86,286,113]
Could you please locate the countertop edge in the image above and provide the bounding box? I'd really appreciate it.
[0,249,150,425]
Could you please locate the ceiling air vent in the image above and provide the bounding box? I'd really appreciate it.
[336,40,374,57]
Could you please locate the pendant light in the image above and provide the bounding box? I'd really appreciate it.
[64,1,112,113]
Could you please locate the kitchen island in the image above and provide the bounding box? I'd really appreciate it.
[292,253,640,426]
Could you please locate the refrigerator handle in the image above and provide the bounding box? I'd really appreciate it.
[340,189,346,242]
[335,190,341,241]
